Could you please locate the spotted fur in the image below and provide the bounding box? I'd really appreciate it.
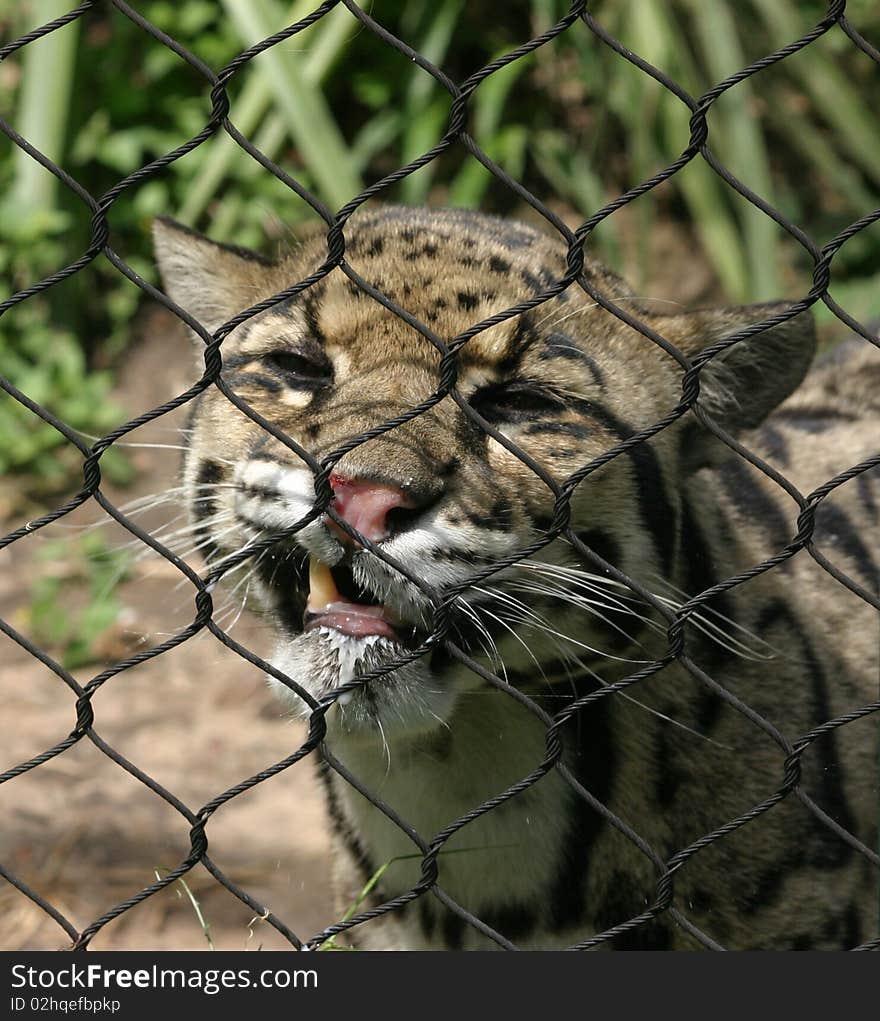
[154,206,879,950]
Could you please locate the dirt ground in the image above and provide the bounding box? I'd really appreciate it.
[0,308,334,952]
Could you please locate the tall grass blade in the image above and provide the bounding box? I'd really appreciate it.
[752,0,880,184]
[6,1,80,221]
[688,0,779,298]
[219,0,362,208]
[400,0,466,204]
[448,53,531,207]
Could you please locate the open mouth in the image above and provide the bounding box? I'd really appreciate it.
[304,557,419,646]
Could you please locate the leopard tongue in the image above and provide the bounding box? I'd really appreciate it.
[306,557,399,641]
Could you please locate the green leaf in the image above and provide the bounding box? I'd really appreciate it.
[752,0,880,185]
[219,0,362,208]
[6,1,80,215]
[686,0,779,298]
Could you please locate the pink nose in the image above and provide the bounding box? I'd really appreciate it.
[327,471,415,544]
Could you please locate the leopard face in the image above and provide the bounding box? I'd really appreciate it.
[153,206,814,743]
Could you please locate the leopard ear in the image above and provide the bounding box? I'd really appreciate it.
[658,302,817,433]
[152,217,272,333]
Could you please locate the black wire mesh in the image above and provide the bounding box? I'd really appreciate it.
[1,0,878,951]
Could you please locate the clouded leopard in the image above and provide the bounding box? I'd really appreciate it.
[153,206,878,950]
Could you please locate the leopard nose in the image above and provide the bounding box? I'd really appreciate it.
[327,471,417,544]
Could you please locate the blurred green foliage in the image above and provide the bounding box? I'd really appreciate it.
[26,532,131,668]
[2,0,878,503]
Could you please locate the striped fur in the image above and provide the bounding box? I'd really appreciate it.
[154,207,879,950]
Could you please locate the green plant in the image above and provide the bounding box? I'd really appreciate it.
[528,0,880,301]
[26,532,132,668]
[316,844,509,950]
[155,870,216,950]
[1,2,128,504]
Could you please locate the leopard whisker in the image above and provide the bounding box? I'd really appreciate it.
[648,574,780,659]
[470,599,548,681]
[173,520,243,561]
[512,576,661,634]
[49,484,234,534]
[525,560,776,662]
[214,577,254,633]
[75,431,239,464]
[509,580,656,654]
[455,596,507,682]
[520,560,648,609]
[557,651,733,751]
[501,612,655,665]
[534,294,685,332]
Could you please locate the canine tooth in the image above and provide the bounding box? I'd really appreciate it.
[308,556,339,610]
[337,691,353,706]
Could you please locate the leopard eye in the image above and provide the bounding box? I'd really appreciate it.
[264,351,333,389]
[470,381,565,423]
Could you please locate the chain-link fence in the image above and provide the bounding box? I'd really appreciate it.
[1,0,879,951]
